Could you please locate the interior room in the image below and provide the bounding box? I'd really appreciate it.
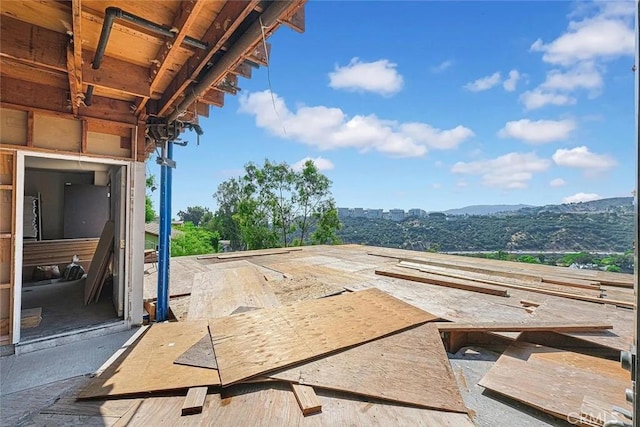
[20,156,126,341]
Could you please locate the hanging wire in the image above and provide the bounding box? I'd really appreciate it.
[259,16,287,135]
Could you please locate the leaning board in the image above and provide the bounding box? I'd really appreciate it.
[478,341,631,421]
[209,288,438,386]
[268,323,467,413]
[78,321,221,398]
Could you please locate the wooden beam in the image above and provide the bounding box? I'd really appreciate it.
[181,386,208,415]
[27,112,34,147]
[230,62,252,79]
[156,0,260,116]
[82,51,151,98]
[0,16,67,72]
[0,76,71,114]
[78,96,137,124]
[196,103,209,118]
[279,4,305,33]
[66,45,81,115]
[150,0,208,91]
[87,121,132,137]
[246,42,271,67]
[198,89,224,107]
[81,119,88,153]
[434,322,613,333]
[291,383,322,416]
[216,73,239,94]
[70,0,84,112]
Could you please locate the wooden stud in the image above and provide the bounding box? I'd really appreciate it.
[181,386,208,415]
[70,0,84,113]
[81,119,88,153]
[26,111,34,147]
[291,384,322,416]
[156,0,260,116]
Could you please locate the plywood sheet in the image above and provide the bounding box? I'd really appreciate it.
[269,323,467,413]
[174,334,217,370]
[78,321,220,399]
[188,265,280,319]
[84,220,114,304]
[478,341,631,421]
[267,274,344,304]
[123,383,474,426]
[209,288,438,386]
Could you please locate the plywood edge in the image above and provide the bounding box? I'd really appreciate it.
[291,383,322,416]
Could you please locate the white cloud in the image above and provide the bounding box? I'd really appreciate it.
[550,178,567,187]
[292,156,335,172]
[465,72,502,92]
[530,17,634,66]
[552,146,617,171]
[519,89,576,110]
[328,58,404,96]
[451,152,551,189]
[539,62,603,92]
[239,91,475,158]
[503,70,521,92]
[497,119,576,144]
[431,60,453,73]
[432,183,442,189]
[562,192,602,203]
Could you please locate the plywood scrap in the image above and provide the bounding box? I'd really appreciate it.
[268,323,467,413]
[580,395,631,427]
[84,220,114,305]
[20,307,42,328]
[478,342,631,422]
[376,267,509,297]
[434,321,613,333]
[209,288,438,386]
[174,334,217,370]
[291,383,321,416]
[188,266,280,320]
[78,321,220,399]
[182,386,208,415]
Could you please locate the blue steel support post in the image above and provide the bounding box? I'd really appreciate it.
[157,142,173,321]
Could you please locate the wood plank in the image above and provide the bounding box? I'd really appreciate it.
[0,16,67,72]
[290,383,321,416]
[478,341,631,422]
[376,267,509,297]
[269,323,467,413]
[123,383,474,426]
[174,334,218,370]
[21,307,42,329]
[188,265,280,320]
[82,51,151,98]
[182,386,208,416]
[78,321,221,399]
[84,221,114,305]
[434,321,613,332]
[209,288,438,386]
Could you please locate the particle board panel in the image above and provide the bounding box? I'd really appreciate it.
[209,288,438,386]
[33,114,82,152]
[174,334,218,370]
[268,323,467,413]
[78,321,221,399]
[0,108,27,145]
[188,265,280,320]
[478,341,631,422]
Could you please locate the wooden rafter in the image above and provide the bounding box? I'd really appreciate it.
[150,0,207,93]
[155,0,261,116]
[68,0,84,114]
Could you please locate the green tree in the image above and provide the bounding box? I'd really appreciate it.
[170,222,220,257]
[177,206,211,226]
[296,160,334,245]
[311,200,342,245]
[145,175,157,223]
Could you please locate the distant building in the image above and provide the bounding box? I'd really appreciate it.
[408,208,426,218]
[366,209,383,219]
[352,208,366,218]
[389,209,406,221]
[337,207,351,219]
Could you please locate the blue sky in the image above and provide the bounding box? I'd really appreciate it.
[151,0,636,216]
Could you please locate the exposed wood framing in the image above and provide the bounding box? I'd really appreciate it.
[150,0,207,92]
[82,51,151,98]
[279,4,305,33]
[81,119,88,153]
[198,89,224,107]
[69,0,84,113]
[246,42,270,67]
[230,62,252,79]
[27,111,34,147]
[0,16,67,72]
[156,0,260,116]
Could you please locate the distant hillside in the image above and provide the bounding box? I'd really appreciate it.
[513,197,633,215]
[444,204,533,216]
[337,206,633,252]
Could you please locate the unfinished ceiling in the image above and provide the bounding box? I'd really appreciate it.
[0,0,305,152]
